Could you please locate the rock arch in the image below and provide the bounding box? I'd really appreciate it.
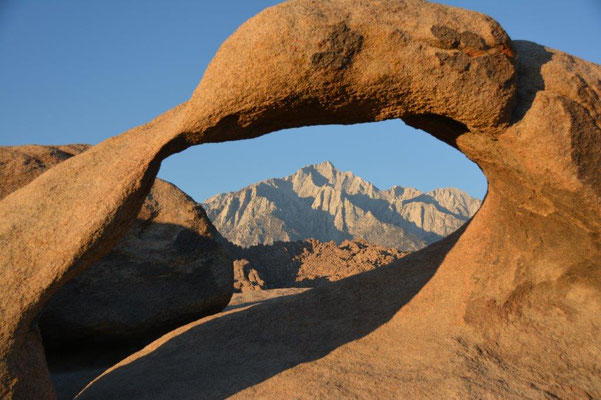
[1,0,600,398]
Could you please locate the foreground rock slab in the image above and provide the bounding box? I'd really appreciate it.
[50,288,311,400]
[1,0,600,398]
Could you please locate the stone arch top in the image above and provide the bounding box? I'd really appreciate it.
[180,0,517,146]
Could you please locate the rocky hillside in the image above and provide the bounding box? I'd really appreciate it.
[233,238,408,292]
[204,162,481,251]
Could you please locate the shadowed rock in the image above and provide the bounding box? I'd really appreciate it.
[0,145,233,349]
[1,0,600,398]
[39,179,233,348]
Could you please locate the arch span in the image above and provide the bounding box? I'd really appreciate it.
[1,0,600,398]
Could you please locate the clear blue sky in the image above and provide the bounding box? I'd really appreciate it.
[1,1,599,201]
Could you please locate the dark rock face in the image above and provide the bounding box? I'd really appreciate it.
[0,145,233,348]
[40,178,233,347]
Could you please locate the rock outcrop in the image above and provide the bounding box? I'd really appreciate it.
[205,161,481,251]
[1,0,600,398]
[0,145,233,349]
[233,238,407,290]
[0,144,90,200]
[233,259,266,292]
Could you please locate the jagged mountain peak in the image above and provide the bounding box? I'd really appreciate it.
[310,160,337,177]
[382,185,422,200]
[295,161,348,184]
[291,162,384,198]
[203,164,481,251]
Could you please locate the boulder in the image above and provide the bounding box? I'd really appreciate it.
[0,145,233,348]
[41,178,233,347]
[233,259,266,292]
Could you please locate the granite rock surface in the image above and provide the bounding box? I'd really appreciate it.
[1,0,600,398]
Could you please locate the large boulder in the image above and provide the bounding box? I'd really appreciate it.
[1,0,600,398]
[0,145,233,348]
[41,178,234,347]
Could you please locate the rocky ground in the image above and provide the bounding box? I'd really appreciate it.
[50,288,311,400]
[49,237,407,399]
[232,238,408,291]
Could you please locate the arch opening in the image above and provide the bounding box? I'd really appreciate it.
[159,117,487,252]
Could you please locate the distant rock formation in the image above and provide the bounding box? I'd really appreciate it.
[0,145,233,348]
[204,162,481,251]
[233,238,407,291]
[233,259,266,292]
[1,0,600,398]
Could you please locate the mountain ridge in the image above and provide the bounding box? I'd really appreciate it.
[204,161,482,251]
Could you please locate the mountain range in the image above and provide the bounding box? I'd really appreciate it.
[203,161,482,251]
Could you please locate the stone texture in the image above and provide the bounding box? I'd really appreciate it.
[233,238,407,290]
[0,144,90,200]
[204,161,481,251]
[0,145,233,348]
[1,0,600,399]
[233,259,266,292]
[40,178,233,347]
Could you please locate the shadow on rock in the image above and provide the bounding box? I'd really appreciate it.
[41,221,232,350]
[76,227,464,399]
[510,41,553,124]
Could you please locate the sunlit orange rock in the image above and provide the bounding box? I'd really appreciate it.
[1,0,599,398]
